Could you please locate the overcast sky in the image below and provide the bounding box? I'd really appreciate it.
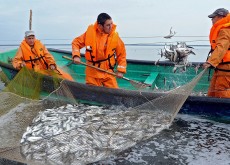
[0,0,230,45]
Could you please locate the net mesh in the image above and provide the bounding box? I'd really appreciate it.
[0,67,206,165]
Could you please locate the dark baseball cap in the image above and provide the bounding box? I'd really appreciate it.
[208,8,229,18]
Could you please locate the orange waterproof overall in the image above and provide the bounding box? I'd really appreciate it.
[12,39,73,81]
[72,22,126,88]
[207,14,230,98]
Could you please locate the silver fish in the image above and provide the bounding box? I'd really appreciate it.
[164,27,176,39]
[20,103,171,165]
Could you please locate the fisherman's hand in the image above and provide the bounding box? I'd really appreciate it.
[20,61,26,68]
[116,72,124,78]
[73,56,81,64]
[203,62,211,69]
[50,64,56,70]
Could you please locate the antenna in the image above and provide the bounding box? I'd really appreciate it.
[29,9,32,30]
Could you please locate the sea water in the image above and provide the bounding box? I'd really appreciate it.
[93,114,230,165]
[47,44,210,62]
[0,37,210,62]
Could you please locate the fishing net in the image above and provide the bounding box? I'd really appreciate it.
[0,66,206,165]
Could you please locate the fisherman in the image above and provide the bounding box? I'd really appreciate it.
[203,8,230,98]
[72,13,127,88]
[12,30,73,81]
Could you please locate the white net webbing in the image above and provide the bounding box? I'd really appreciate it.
[0,68,206,165]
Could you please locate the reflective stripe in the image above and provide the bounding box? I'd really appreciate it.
[86,46,92,50]
[117,65,126,69]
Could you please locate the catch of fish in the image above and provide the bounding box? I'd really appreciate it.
[159,42,195,66]
[20,103,171,165]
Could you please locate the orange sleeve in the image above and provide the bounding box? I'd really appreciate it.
[12,47,24,70]
[207,29,230,67]
[116,36,127,73]
[71,33,86,58]
[43,45,56,68]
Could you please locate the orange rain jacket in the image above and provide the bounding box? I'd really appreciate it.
[207,14,230,98]
[12,39,73,81]
[72,22,126,88]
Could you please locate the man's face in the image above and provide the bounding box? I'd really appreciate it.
[211,15,223,25]
[102,19,113,34]
[25,35,35,46]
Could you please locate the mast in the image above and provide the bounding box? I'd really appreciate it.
[29,9,32,30]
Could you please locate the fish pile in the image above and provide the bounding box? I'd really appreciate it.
[159,42,195,65]
[20,104,171,165]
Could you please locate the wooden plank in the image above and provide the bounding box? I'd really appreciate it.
[144,72,159,85]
